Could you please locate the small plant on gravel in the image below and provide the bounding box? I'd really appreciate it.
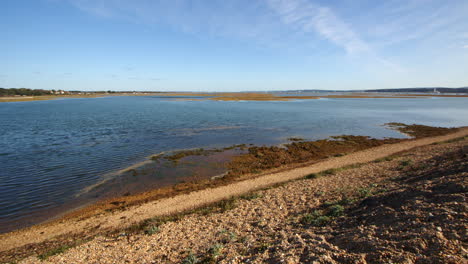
[300,210,331,226]
[144,225,159,235]
[209,244,224,258]
[374,156,395,163]
[313,215,331,226]
[321,168,339,175]
[38,245,73,260]
[218,229,237,243]
[398,159,413,169]
[327,204,345,217]
[358,187,373,198]
[182,251,199,264]
[218,197,238,212]
[338,196,358,205]
[240,192,263,200]
[305,173,319,179]
[256,241,272,252]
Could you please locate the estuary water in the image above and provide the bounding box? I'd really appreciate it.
[1,96,468,233]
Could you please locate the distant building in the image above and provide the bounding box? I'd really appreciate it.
[54,90,67,95]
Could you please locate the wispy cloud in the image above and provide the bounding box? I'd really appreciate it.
[67,0,279,41]
[266,0,369,54]
[265,0,405,73]
[359,0,468,47]
[68,0,468,74]
[464,45,468,49]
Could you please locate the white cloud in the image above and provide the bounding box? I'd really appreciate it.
[464,45,468,49]
[265,0,405,73]
[266,0,369,54]
[67,0,404,72]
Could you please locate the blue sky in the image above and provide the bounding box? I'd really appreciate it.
[2,0,468,91]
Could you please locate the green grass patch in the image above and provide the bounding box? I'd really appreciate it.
[126,197,239,235]
[38,245,73,260]
[239,192,263,200]
[327,204,345,217]
[304,173,319,179]
[374,156,396,163]
[398,159,413,170]
[182,251,199,264]
[300,210,331,226]
[432,136,467,145]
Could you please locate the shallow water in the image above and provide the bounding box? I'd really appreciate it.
[1,96,468,233]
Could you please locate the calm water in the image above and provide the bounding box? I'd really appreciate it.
[1,96,468,233]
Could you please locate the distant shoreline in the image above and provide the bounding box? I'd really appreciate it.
[1,92,468,103]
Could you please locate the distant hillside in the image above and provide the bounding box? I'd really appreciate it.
[279,87,468,94]
[364,87,468,93]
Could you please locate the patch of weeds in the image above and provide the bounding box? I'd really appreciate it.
[218,229,237,243]
[312,215,331,226]
[343,163,363,169]
[193,197,238,216]
[398,159,413,170]
[144,225,159,235]
[182,251,199,264]
[432,136,467,145]
[128,197,238,235]
[216,197,238,212]
[305,173,319,179]
[338,196,358,206]
[323,200,337,207]
[256,241,272,252]
[374,156,396,163]
[209,244,223,258]
[321,168,339,176]
[376,187,388,194]
[416,163,430,170]
[240,192,263,200]
[357,183,380,198]
[317,165,358,176]
[300,210,331,226]
[358,187,373,198]
[327,204,345,217]
[38,245,73,260]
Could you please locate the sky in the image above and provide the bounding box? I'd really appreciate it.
[1,0,468,91]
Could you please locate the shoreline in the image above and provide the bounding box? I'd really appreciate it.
[1,126,468,261]
[2,92,468,103]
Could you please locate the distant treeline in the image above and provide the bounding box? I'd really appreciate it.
[280,87,468,94]
[363,87,468,93]
[0,88,52,96]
